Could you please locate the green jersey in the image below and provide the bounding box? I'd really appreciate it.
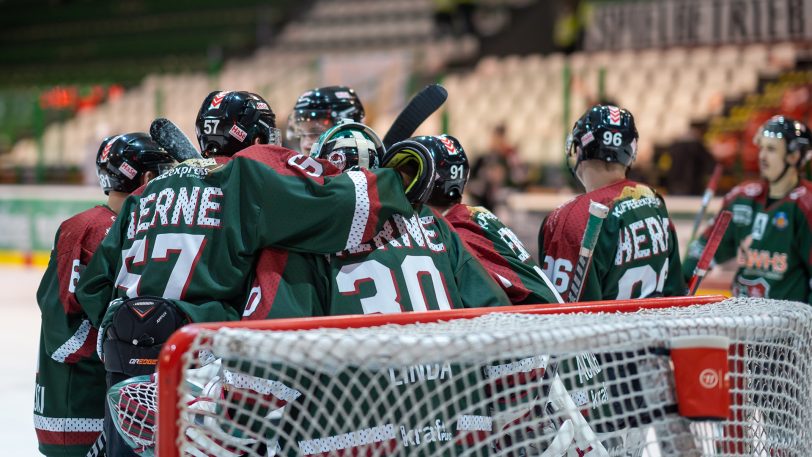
[539,179,685,302]
[35,205,114,456]
[76,146,413,328]
[683,179,812,302]
[443,203,561,305]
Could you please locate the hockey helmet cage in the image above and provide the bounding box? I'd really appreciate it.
[567,104,639,174]
[309,120,384,171]
[754,115,812,161]
[96,132,177,194]
[287,86,365,140]
[195,90,280,157]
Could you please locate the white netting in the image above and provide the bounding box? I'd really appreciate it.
[158,297,812,456]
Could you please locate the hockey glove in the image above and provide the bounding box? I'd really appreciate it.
[100,296,188,377]
[382,139,437,205]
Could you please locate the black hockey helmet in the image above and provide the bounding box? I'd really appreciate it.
[412,135,470,207]
[309,120,385,171]
[96,132,176,194]
[195,90,280,157]
[287,86,365,148]
[754,115,812,160]
[566,104,638,174]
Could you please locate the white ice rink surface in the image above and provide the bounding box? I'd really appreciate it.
[1,265,46,455]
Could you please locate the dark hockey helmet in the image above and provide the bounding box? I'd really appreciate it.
[566,104,639,174]
[310,120,385,171]
[195,90,280,157]
[382,136,444,205]
[96,132,176,194]
[754,115,812,160]
[408,135,470,207]
[287,86,365,149]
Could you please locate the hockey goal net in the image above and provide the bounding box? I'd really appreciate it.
[145,296,812,456]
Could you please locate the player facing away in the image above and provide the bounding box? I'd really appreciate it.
[242,121,510,321]
[286,85,365,154]
[539,104,685,301]
[420,134,562,305]
[34,133,175,457]
[683,115,812,301]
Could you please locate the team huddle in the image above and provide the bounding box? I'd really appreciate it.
[34,85,812,456]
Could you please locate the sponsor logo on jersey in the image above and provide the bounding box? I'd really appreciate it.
[389,362,453,386]
[119,162,137,179]
[209,91,229,109]
[733,276,770,298]
[743,183,762,197]
[772,211,788,229]
[439,136,458,155]
[581,131,594,146]
[229,124,248,142]
[736,236,787,275]
[400,419,452,447]
[608,106,622,125]
[751,212,768,240]
[732,204,753,225]
[790,186,807,200]
[128,358,157,365]
[256,101,269,111]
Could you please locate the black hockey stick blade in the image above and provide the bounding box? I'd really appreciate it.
[383,84,448,149]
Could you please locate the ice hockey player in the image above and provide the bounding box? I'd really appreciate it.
[34,133,175,457]
[286,85,365,154]
[242,122,510,320]
[420,134,562,305]
[538,104,685,301]
[683,115,812,302]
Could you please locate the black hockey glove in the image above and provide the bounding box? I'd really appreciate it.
[100,296,188,377]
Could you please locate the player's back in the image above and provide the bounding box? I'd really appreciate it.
[325,205,508,314]
[540,179,684,301]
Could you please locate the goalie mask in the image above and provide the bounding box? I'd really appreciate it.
[96,132,176,195]
[567,104,638,174]
[287,86,365,153]
[195,90,281,157]
[309,120,384,172]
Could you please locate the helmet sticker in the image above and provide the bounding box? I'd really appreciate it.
[119,162,138,179]
[256,102,270,111]
[100,135,121,162]
[209,91,230,109]
[608,106,622,126]
[439,136,458,154]
[229,125,247,142]
[581,131,594,146]
[327,151,347,170]
[335,91,351,99]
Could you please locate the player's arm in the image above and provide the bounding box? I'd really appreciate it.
[232,152,413,255]
[443,223,511,308]
[662,210,687,296]
[76,201,132,328]
[36,226,98,362]
[681,191,738,281]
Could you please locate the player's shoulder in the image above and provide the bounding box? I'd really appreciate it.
[60,205,116,238]
[726,180,766,201]
[788,179,812,212]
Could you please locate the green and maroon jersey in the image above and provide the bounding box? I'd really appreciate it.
[35,205,114,456]
[682,179,812,302]
[243,205,510,320]
[76,145,413,328]
[538,179,685,302]
[443,203,561,305]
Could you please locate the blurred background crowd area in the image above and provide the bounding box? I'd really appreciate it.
[1,0,811,277]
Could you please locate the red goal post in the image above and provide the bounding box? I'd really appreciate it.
[155,295,738,456]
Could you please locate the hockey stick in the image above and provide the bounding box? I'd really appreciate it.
[686,209,732,295]
[684,163,723,257]
[150,118,204,161]
[567,201,610,302]
[382,84,448,150]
